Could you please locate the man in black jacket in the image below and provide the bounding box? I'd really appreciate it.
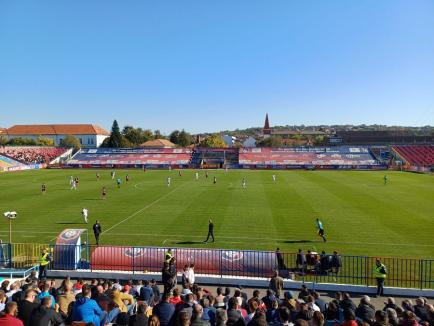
[93,220,102,245]
[17,289,39,326]
[204,219,215,243]
[30,296,64,326]
[355,295,375,323]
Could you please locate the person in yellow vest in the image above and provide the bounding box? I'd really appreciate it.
[373,258,387,297]
[164,249,173,264]
[39,248,51,280]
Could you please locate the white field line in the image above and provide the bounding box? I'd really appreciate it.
[101,183,187,236]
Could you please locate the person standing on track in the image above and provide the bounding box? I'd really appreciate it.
[204,219,215,243]
[373,259,387,297]
[316,218,327,242]
[93,220,102,245]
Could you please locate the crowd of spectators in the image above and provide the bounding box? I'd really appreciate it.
[0,272,432,326]
[0,147,68,164]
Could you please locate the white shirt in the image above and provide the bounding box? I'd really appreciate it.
[187,268,195,284]
[82,209,88,217]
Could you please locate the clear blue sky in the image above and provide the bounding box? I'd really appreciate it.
[1,0,433,133]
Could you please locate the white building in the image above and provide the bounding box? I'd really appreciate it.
[4,124,110,148]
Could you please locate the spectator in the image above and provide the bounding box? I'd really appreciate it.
[399,311,419,326]
[116,312,130,326]
[30,296,64,326]
[201,298,216,326]
[0,291,6,311]
[386,308,399,326]
[149,315,161,326]
[178,310,191,326]
[296,249,307,270]
[312,292,326,313]
[191,304,211,326]
[152,293,175,326]
[214,288,225,309]
[298,285,310,302]
[169,288,183,306]
[57,281,75,318]
[384,298,398,311]
[339,310,357,326]
[324,301,339,321]
[216,309,228,326]
[226,297,245,326]
[0,301,23,326]
[37,283,55,308]
[340,293,356,314]
[140,280,154,306]
[112,288,134,314]
[331,251,342,275]
[414,298,428,322]
[269,271,284,299]
[71,285,103,326]
[279,306,292,326]
[151,279,161,304]
[373,310,389,326]
[356,296,375,323]
[306,296,320,312]
[17,289,38,326]
[310,310,325,326]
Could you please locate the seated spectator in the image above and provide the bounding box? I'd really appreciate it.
[169,288,183,306]
[384,298,398,312]
[248,310,267,326]
[149,315,161,326]
[399,311,419,326]
[0,291,6,311]
[324,301,339,321]
[214,288,225,309]
[339,310,357,326]
[111,289,134,314]
[310,310,325,326]
[340,293,356,314]
[115,312,130,326]
[414,298,428,322]
[355,295,375,323]
[298,286,310,302]
[312,292,326,313]
[0,301,23,326]
[373,310,388,326]
[201,298,216,326]
[140,281,154,306]
[30,296,64,326]
[71,285,103,326]
[386,308,399,326]
[306,296,320,312]
[279,306,292,326]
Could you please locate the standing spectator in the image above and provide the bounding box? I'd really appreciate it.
[152,293,175,326]
[373,259,387,297]
[71,285,103,326]
[191,304,211,326]
[276,248,287,271]
[162,263,174,295]
[140,280,154,306]
[201,298,216,326]
[296,249,307,271]
[215,309,228,326]
[30,296,64,326]
[129,302,149,326]
[17,289,38,326]
[38,249,51,280]
[151,279,161,304]
[226,297,245,326]
[56,281,75,318]
[187,264,196,287]
[0,301,23,326]
[182,265,191,289]
[269,271,284,299]
[331,251,342,276]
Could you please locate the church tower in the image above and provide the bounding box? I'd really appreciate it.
[263,113,271,136]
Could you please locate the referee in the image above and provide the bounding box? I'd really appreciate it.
[204,219,215,243]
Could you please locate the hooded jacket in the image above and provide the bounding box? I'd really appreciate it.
[71,297,103,326]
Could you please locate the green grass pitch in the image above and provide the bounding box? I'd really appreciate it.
[0,169,433,258]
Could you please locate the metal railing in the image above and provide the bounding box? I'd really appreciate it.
[2,243,433,290]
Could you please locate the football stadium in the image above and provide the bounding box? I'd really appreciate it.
[1,1,433,325]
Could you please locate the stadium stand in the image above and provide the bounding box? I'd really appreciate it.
[0,154,27,171]
[67,147,193,168]
[0,146,69,164]
[2,276,432,326]
[392,145,434,167]
[191,148,240,168]
[239,146,381,168]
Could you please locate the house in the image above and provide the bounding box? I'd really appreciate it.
[243,136,257,147]
[4,124,110,148]
[222,135,236,147]
[140,139,176,148]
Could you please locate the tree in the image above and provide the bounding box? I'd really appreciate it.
[0,136,7,146]
[177,130,192,147]
[123,126,151,146]
[199,134,227,148]
[257,136,283,147]
[8,137,37,146]
[59,135,81,150]
[36,136,55,146]
[169,130,180,144]
[106,120,125,148]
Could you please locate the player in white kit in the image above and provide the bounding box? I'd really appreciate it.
[82,208,89,223]
[195,172,199,180]
[272,174,276,182]
[167,177,171,187]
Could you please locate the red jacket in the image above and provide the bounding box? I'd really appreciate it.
[339,320,358,326]
[0,314,24,326]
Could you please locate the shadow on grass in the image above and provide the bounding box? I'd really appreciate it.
[174,241,206,245]
[281,240,319,244]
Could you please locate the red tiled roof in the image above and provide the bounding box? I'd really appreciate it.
[140,139,176,148]
[6,124,110,136]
